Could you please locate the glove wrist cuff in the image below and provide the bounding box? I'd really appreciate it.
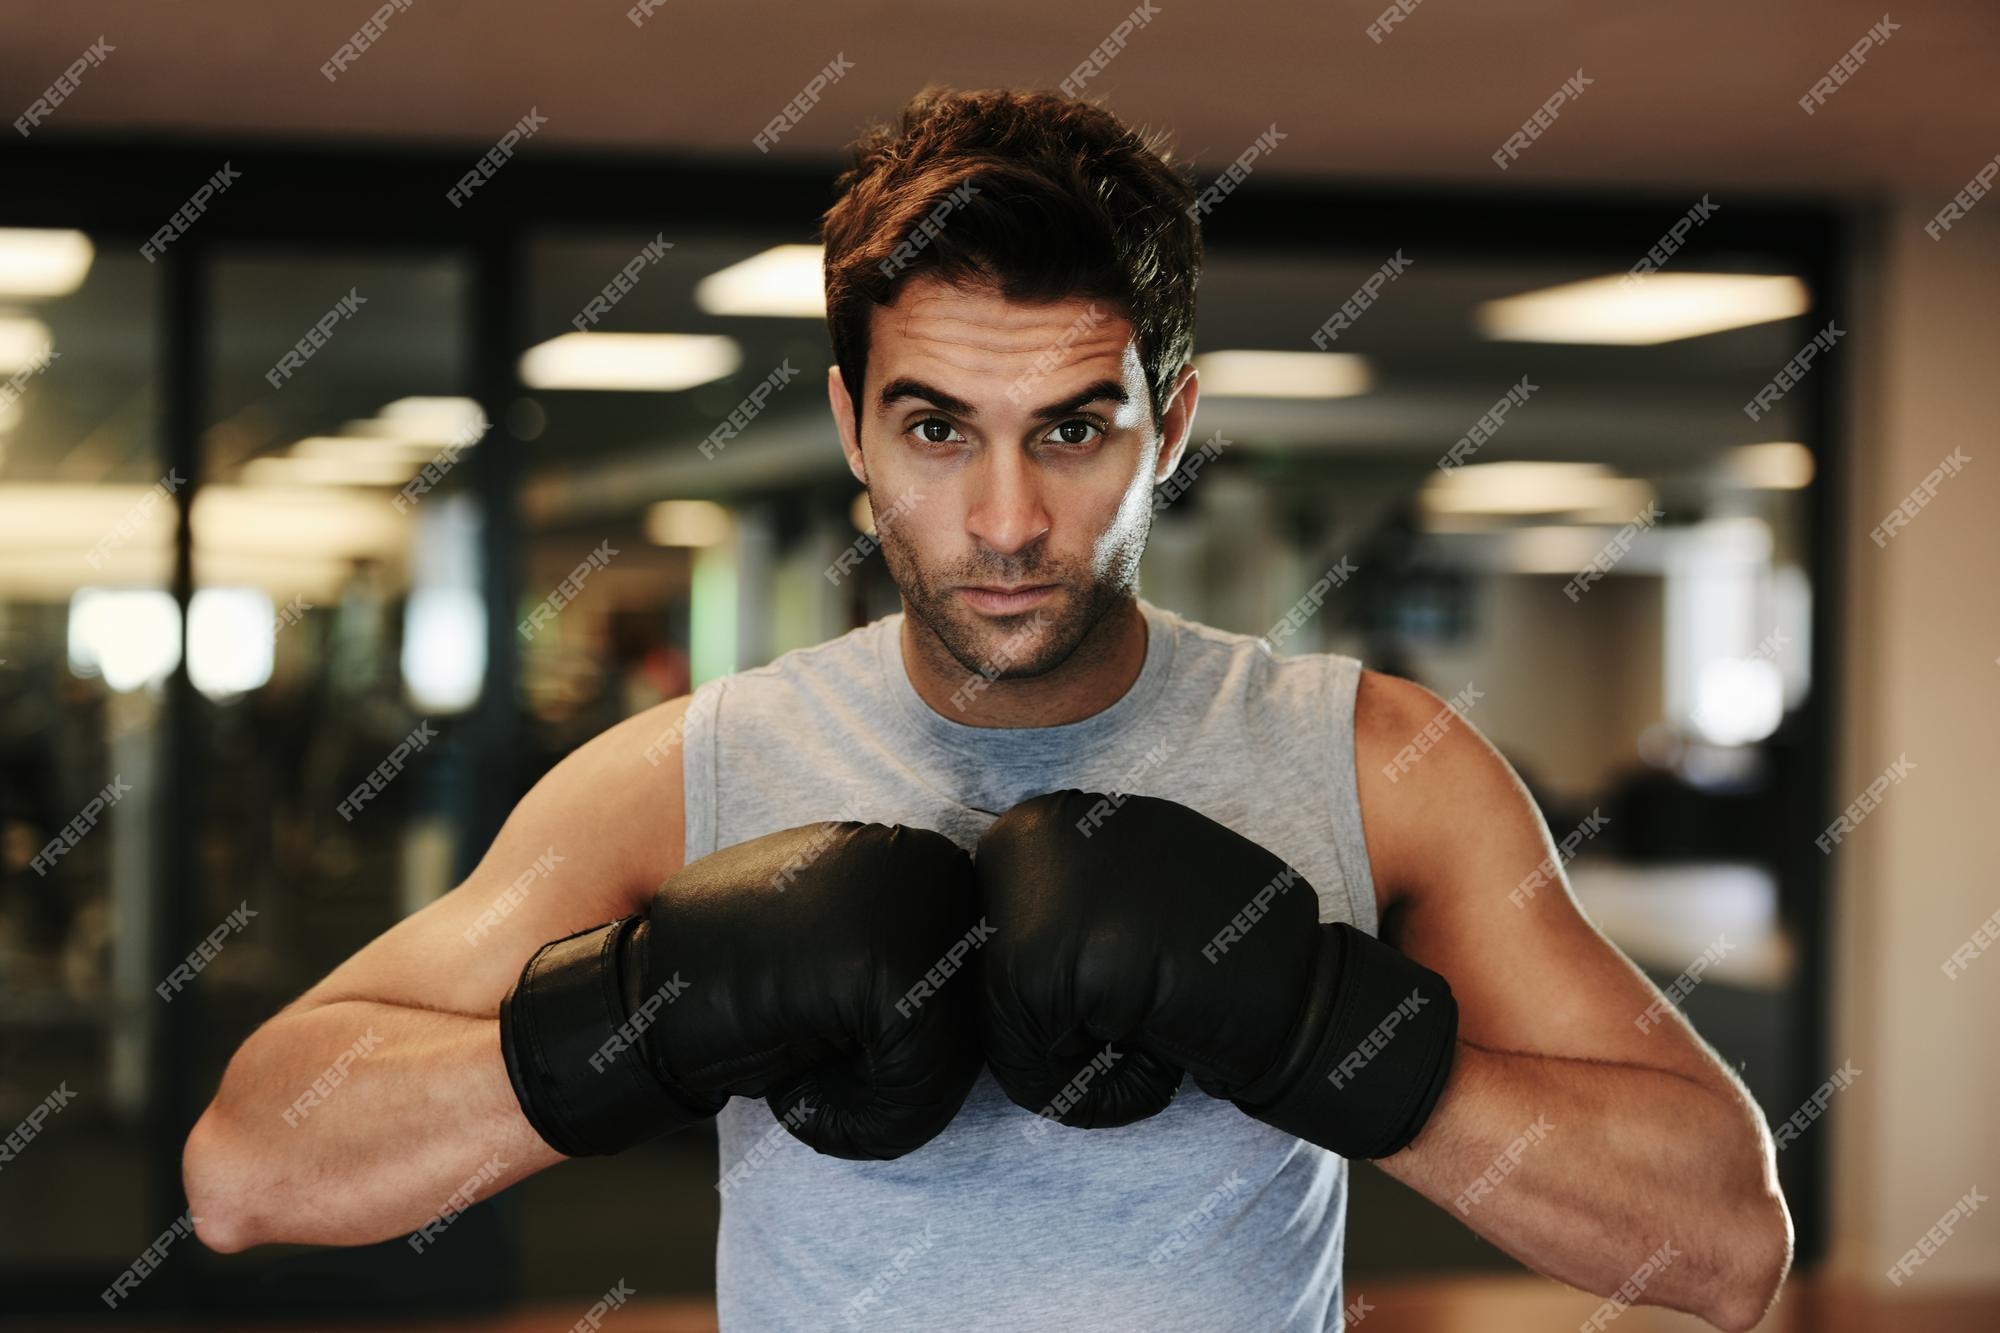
[500,917,719,1157]
[1232,922,1457,1159]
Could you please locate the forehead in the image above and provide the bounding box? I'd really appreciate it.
[866,274,1140,399]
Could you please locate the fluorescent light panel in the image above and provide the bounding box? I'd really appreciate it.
[289,436,444,464]
[1195,350,1372,398]
[374,396,488,441]
[694,245,826,317]
[1422,461,1656,522]
[0,228,94,298]
[240,455,418,488]
[1476,273,1811,345]
[519,332,741,391]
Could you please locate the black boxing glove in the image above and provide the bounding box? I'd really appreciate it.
[974,790,1456,1158]
[501,821,983,1161]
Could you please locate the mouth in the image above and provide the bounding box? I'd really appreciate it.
[957,584,1058,615]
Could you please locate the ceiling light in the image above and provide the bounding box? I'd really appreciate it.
[1476,274,1811,345]
[289,435,454,464]
[239,455,419,488]
[694,245,826,317]
[192,485,406,558]
[373,396,489,441]
[519,332,741,391]
[0,229,94,298]
[1194,350,1373,398]
[1422,461,1656,521]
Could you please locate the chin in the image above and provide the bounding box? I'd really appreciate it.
[946,595,1079,678]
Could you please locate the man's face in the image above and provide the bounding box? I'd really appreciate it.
[831,274,1195,681]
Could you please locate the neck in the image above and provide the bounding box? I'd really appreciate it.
[900,596,1148,729]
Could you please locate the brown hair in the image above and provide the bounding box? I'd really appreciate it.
[819,86,1202,433]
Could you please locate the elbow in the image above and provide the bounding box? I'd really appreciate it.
[182,1107,263,1254]
[1711,1291,1777,1333]
[1708,1187,1793,1332]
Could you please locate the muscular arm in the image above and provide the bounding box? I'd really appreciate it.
[182,695,696,1253]
[1351,670,1792,1332]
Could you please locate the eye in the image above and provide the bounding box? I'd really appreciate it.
[1044,418,1105,447]
[908,417,965,447]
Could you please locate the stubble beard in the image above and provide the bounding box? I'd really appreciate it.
[871,483,1149,684]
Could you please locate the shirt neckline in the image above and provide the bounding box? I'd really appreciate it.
[874,596,1179,771]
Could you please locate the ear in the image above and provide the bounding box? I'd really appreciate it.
[1151,361,1200,485]
[829,364,867,486]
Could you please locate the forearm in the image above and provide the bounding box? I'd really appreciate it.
[184,999,560,1251]
[1375,1041,1790,1330]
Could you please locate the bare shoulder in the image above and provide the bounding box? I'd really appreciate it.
[1352,669,1537,924]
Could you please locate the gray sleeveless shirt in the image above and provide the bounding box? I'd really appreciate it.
[681,598,1380,1331]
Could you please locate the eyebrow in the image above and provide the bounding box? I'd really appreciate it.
[876,376,1131,422]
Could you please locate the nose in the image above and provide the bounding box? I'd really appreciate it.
[964,443,1051,560]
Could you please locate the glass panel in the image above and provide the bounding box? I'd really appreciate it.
[189,243,481,1072]
[0,231,167,1269]
[180,249,495,1312]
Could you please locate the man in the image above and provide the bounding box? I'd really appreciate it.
[183,87,1791,1330]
